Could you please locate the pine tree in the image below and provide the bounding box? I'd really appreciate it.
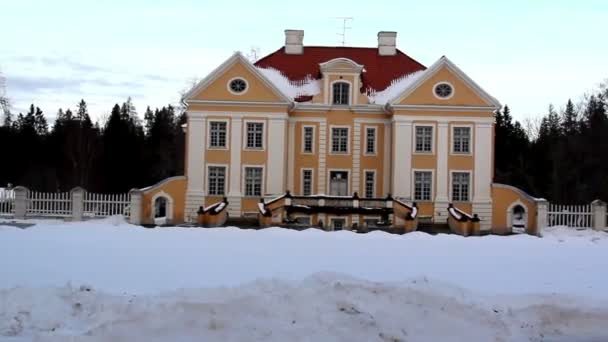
[34,106,48,136]
[144,106,154,134]
[561,99,578,137]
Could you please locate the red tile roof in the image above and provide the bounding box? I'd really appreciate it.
[254,46,426,93]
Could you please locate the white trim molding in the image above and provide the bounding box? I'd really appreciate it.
[242,164,266,197]
[329,125,351,155]
[450,124,474,156]
[207,118,230,150]
[412,123,436,155]
[412,169,435,202]
[362,169,377,198]
[363,125,378,156]
[327,169,351,196]
[300,168,315,196]
[432,81,455,100]
[449,169,473,203]
[242,119,267,151]
[226,76,250,96]
[329,79,354,106]
[301,125,316,154]
[206,163,229,196]
[150,190,174,223]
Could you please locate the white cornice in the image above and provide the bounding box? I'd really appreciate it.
[187,100,290,107]
[390,104,498,112]
[393,115,495,124]
[319,58,364,74]
[188,111,289,119]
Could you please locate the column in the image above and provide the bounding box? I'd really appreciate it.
[383,122,392,196]
[129,189,143,225]
[13,186,28,220]
[228,115,243,216]
[434,121,449,222]
[591,200,607,231]
[535,199,549,235]
[70,187,85,221]
[352,122,361,194]
[286,120,296,192]
[472,122,494,230]
[185,115,206,222]
[267,117,287,195]
[392,118,412,199]
[317,121,327,194]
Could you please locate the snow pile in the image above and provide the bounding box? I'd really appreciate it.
[2,273,608,341]
[257,67,320,100]
[367,70,426,104]
[1,220,608,340]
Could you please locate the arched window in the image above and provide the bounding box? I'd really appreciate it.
[154,196,167,218]
[332,82,350,105]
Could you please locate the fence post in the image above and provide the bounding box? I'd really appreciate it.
[13,186,28,220]
[535,199,549,235]
[591,200,606,231]
[71,187,85,221]
[129,189,143,225]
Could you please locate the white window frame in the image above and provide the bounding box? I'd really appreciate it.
[207,119,230,150]
[329,125,350,155]
[450,170,472,203]
[226,76,249,96]
[206,164,229,196]
[243,120,266,151]
[363,169,376,198]
[363,125,377,156]
[327,169,351,196]
[413,123,435,154]
[242,164,265,197]
[451,124,473,155]
[330,79,352,106]
[412,169,434,202]
[301,125,315,154]
[300,168,314,196]
[432,81,455,100]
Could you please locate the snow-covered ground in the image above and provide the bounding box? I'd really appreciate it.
[1,218,607,341]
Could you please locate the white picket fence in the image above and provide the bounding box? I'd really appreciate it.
[0,188,14,217]
[548,203,594,229]
[1,186,132,220]
[27,191,72,218]
[84,192,130,218]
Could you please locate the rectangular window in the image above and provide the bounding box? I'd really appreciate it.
[364,171,375,198]
[246,122,264,149]
[415,126,433,153]
[453,127,471,153]
[303,126,314,153]
[414,171,432,201]
[331,127,349,153]
[365,127,376,154]
[209,121,227,148]
[452,172,470,202]
[332,82,350,105]
[244,167,263,196]
[208,166,226,196]
[302,169,313,196]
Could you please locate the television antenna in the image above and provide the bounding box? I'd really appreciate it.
[334,17,353,46]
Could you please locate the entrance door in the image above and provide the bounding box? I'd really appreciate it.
[329,171,348,196]
[331,218,346,231]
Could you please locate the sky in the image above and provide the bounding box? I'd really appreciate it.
[1,0,607,123]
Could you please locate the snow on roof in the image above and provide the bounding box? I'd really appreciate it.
[366,70,426,105]
[257,202,267,215]
[256,67,320,100]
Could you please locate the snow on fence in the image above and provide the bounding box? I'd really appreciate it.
[0,188,14,217]
[548,203,593,229]
[27,191,72,218]
[84,192,130,218]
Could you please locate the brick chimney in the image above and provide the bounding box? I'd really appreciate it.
[284,29,304,54]
[378,31,397,56]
